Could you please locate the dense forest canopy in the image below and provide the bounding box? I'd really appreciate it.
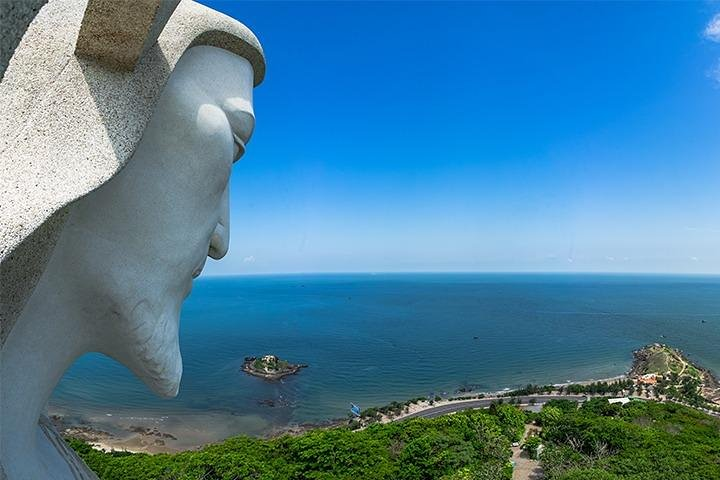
[71,400,720,480]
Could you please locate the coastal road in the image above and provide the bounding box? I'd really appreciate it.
[400,395,588,420]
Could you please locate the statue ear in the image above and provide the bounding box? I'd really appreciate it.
[74,0,180,71]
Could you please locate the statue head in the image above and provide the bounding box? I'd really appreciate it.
[0,1,266,477]
[55,45,255,397]
[0,0,266,344]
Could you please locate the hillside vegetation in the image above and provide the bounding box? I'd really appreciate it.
[539,399,720,480]
[69,399,720,480]
[629,344,720,407]
[70,405,519,480]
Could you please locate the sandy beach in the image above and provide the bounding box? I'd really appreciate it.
[49,407,278,453]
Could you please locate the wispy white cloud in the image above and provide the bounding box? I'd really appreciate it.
[705,13,720,42]
[704,14,720,85]
[685,225,720,233]
[242,255,256,263]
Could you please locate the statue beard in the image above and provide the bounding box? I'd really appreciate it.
[124,298,183,398]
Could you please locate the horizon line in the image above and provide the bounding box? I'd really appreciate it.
[202,270,720,278]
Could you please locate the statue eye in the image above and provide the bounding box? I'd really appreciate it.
[232,133,246,163]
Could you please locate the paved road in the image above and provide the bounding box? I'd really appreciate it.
[400,395,588,420]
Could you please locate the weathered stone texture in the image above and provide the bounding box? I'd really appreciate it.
[0,0,265,343]
[74,0,180,71]
[0,0,49,80]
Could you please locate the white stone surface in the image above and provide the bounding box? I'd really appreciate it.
[0,46,255,479]
[0,0,265,343]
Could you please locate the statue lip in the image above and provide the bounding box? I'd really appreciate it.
[232,133,246,162]
[192,257,208,279]
[185,259,205,298]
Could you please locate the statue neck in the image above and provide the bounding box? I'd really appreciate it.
[0,268,91,478]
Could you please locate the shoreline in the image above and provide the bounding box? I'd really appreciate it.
[57,341,720,455]
[50,374,630,454]
[364,374,629,425]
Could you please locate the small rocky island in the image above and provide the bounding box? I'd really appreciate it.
[242,355,308,380]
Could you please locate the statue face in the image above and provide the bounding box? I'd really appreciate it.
[55,46,255,397]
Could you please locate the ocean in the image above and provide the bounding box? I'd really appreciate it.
[50,273,720,440]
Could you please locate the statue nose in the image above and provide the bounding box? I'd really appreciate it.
[208,222,229,259]
[208,187,230,260]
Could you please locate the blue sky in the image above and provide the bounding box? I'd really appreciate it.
[199,1,720,275]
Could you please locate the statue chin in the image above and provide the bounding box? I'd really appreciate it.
[124,298,184,398]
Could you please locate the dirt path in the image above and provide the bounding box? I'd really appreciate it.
[511,425,544,480]
[678,357,687,377]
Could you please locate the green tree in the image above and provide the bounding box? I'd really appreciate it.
[522,435,542,459]
[539,406,562,427]
[490,404,526,442]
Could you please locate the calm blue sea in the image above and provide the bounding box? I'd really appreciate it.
[51,274,720,436]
